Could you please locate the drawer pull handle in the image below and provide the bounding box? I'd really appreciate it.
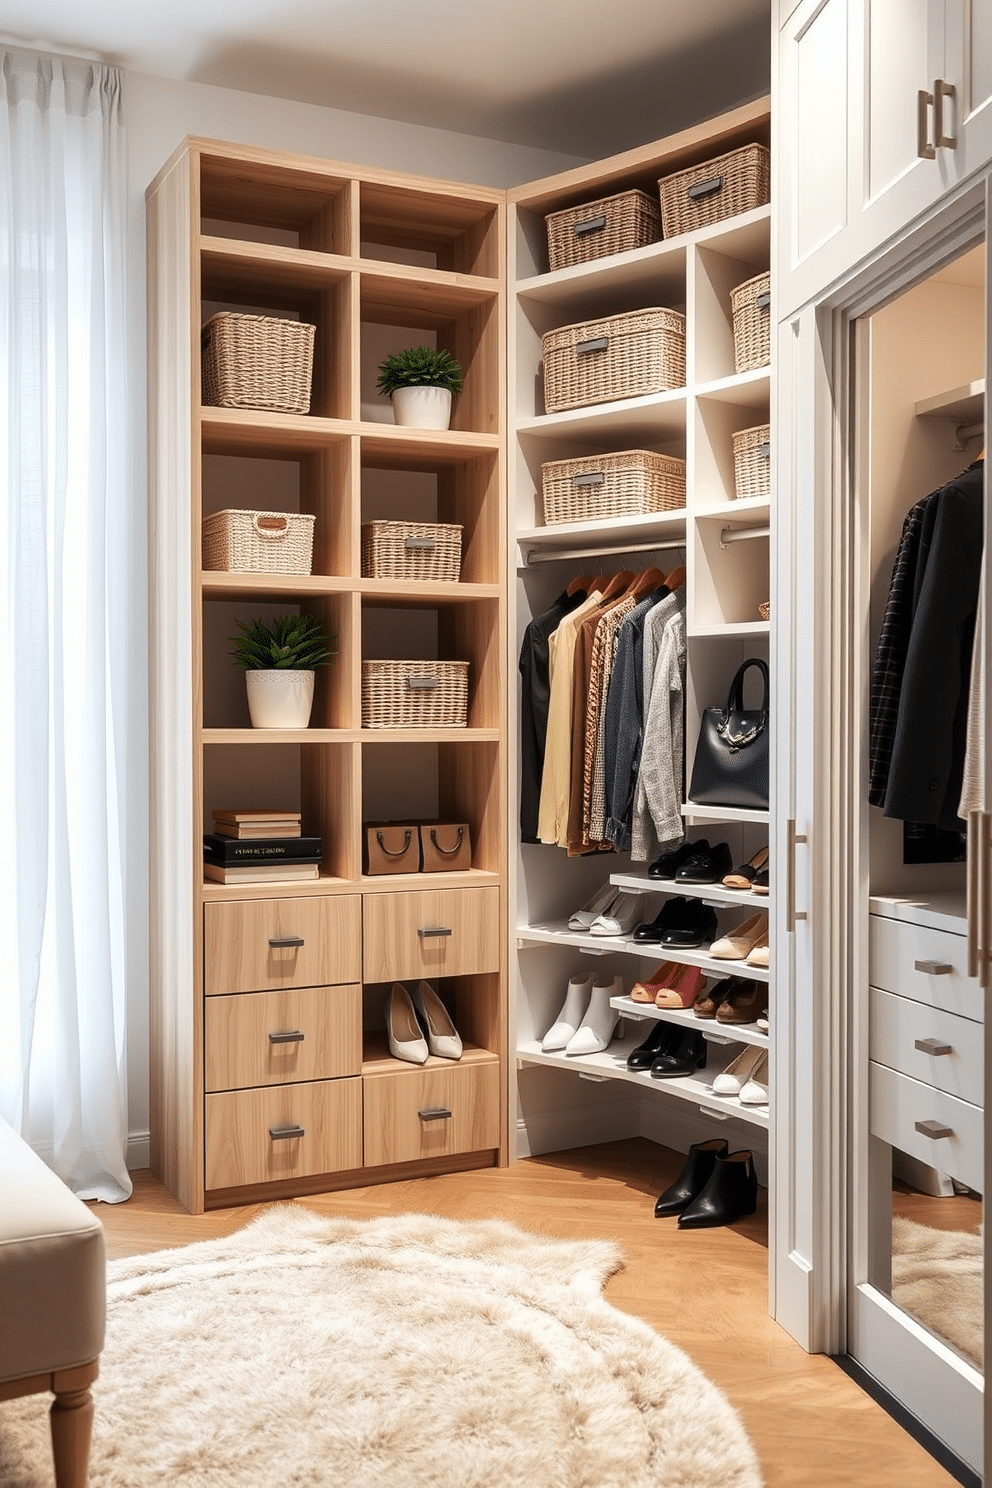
[418,926,453,938]
[914,960,953,976]
[269,1124,305,1141]
[418,1107,452,1122]
[914,1037,953,1056]
[915,1119,954,1140]
[574,214,607,236]
[269,935,305,949]
[269,1030,305,1045]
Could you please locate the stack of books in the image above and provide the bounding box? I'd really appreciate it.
[204,810,321,884]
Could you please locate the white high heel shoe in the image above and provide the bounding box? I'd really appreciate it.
[565,976,622,1056]
[711,1043,766,1095]
[541,974,593,1051]
[589,891,646,937]
[411,981,463,1061]
[386,983,429,1064]
[739,1051,769,1105]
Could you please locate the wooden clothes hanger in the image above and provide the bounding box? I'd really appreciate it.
[664,564,686,590]
[630,567,665,597]
[566,574,591,595]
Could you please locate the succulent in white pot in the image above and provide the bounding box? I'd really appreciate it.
[376,346,465,430]
[230,613,336,729]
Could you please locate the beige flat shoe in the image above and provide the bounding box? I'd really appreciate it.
[745,931,770,968]
[709,912,768,961]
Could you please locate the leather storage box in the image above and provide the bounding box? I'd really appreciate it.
[364,822,421,875]
[419,822,472,873]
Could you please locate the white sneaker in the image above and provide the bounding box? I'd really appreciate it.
[568,884,616,931]
[541,975,593,1051]
[739,1052,769,1105]
[712,1043,765,1095]
[565,976,622,1055]
[589,891,646,937]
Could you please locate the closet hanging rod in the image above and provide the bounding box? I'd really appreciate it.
[520,536,686,566]
[954,419,984,450]
[719,524,770,548]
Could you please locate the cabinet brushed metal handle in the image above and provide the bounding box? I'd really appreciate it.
[577,336,609,354]
[934,78,957,148]
[269,935,305,948]
[269,1124,305,1140]
[914,1037,953,1056]
[787,818,808,932]
[917,88,936,159]
[268,1030,305,1044]
[915,1119,953,1140]
[418,926,453,938]
[418,1107,452,1121]
[574,214,606,236]
[687,173,724,200]
[914,959,953,976]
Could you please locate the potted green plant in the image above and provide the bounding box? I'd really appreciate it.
[229,613,336,729]
[375,346,465,430]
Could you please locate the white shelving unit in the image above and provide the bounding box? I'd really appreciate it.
[508,98,773,1166]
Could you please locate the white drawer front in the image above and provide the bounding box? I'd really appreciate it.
[869,914,982,1021]
[870,1061,983,1192]
[869,988,984,1108]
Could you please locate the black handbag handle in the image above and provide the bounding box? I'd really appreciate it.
[718,657,769,748]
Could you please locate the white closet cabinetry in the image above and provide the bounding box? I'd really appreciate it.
[509,100,773,1164]
[777,0,992,316]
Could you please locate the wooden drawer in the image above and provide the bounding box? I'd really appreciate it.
[362,887,500,983]
[869,987,983,1108]
[870,1061,983,1192]
[363,1051,500,1166]
[204,895,361,996]
[869,913,981,1020]
[204,984,362,1092]
[205,1077,362,1190]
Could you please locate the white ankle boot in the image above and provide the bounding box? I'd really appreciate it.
[541,975,592,1051]
[565,976,621,1055]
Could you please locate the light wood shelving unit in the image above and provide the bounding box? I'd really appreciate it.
[147,138,507,1213]
[508,99,773,1153]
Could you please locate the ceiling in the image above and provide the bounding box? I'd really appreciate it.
[0,0,771,156]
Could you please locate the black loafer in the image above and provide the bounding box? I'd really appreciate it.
[632,896,689,943]
[626,1021,682,1070]
[674,841,733,885]
[657,901,718,948]
[654,1137,728,1216]
[648,840,709,880]
[677,1149,758,1228]
[649,1027,708,1079]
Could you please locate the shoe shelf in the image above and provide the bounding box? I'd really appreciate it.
[515,1036,769,1130]
[609,872,770,909]
[610,996,768,1050]
[515,922,770,983]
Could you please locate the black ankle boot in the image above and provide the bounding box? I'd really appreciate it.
[654,1138,728,1217]
[627,1021,682,1070]
[677,1149,758,1229]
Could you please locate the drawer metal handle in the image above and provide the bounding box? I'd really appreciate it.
[419,1107,452,1122]
[914,1037,952,1056]
[915,1119,954,1140]
[574,214,606,236]
[269,935,305,949]
[269,1030,305,1045]
[418,926,453,938]
[914,959,954,976]
[577,336,609,355]
[404,536,436,550]
[687,173,724,200]
[269,1124,305,1141]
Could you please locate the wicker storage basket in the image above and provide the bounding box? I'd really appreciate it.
[542,306,685,414]
[541,449,685,526]
[202,509,316,574]
[361,521,462,582]
[362,660,469,729]
[545,189,662,272]
[730,271,771,373]
[201,312,315,414]
[732,424,772,500]
[658,143,770,238]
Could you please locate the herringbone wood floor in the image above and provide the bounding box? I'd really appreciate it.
[92,1138,963,1488]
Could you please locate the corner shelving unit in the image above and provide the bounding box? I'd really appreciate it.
[508,98,773,1163]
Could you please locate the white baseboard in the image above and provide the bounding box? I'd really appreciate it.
[127,1129,151,1171]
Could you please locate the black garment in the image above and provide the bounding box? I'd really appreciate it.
[883,461,984,831]
[518,588,585,843]
[602,587,667,850]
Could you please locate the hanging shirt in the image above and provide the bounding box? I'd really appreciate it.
[518,588,585,843]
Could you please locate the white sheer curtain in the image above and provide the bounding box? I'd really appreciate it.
[0,49,132,1200]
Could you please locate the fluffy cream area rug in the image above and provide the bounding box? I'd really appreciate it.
[891,1216,983,1369]
[0,1206,762,1487]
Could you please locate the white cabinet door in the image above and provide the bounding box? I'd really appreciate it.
[862,0,946,218]
[947,0,992,178]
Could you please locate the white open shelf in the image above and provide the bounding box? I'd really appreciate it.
[682,802,770,824]
[914,379,984,423]
[515,921,771,982]
[517,508,687,566]
[609,871,770,908]
[610,995,769,1048]
[517,386,688,442]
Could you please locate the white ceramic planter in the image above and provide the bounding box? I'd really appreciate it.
[245,669,315,729]
[391,385,453,430]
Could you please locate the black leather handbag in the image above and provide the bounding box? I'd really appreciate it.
[688,658,769,810]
